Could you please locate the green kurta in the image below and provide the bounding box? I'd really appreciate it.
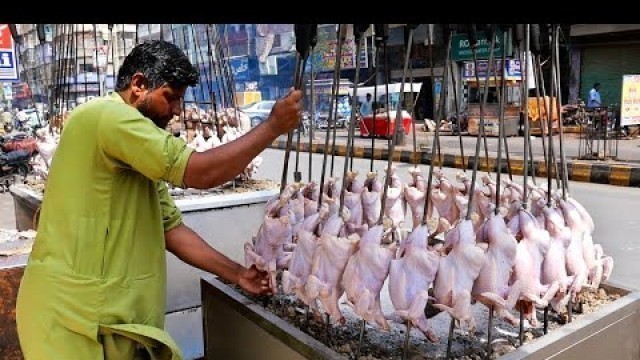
[16,93,194,359]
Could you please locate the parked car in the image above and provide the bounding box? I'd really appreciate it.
[241,100,276,127]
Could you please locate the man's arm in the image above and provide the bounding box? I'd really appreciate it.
[165,223,272,295]
[182,90,302,189]
[166,223,243,283]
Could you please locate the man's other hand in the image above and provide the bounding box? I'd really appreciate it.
[237,264,274,296]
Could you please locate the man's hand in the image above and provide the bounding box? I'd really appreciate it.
[264,88,303,135]
[237,264,274,296]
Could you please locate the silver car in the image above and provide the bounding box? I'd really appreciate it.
[241,100,276,127]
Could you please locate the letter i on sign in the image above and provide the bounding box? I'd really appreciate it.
[0,53,11,67]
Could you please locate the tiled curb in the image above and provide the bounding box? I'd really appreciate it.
[270,140,640,188]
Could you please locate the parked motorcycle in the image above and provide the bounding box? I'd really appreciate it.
[0,134,36,192]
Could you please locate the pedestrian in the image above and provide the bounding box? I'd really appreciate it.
[587,82,602,108]
[360,92,373,117]
[15,40,303,360]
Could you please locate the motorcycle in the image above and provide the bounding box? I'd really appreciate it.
[0,134,36,192]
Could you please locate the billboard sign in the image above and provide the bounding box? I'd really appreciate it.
[620,74,640,126]
[0,24,19,81]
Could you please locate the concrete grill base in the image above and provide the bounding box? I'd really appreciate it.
[200,276,640,360]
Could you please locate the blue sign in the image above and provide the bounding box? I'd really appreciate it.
[230,56,250,81]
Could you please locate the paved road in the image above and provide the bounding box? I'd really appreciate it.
[293,127,640,164]
[254,148,640,292]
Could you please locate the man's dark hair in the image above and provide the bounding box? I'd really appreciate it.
[594,82,600,88]
[115,40,199,92]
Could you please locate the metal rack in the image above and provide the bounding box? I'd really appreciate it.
[578,106,620,160]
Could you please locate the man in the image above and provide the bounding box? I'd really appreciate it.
[16,40,302,359]
[588,82,602,108]
[360,92,373,117]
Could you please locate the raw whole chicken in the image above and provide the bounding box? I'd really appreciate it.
[541,205,575,312]
[510,207,560,327]
[362,171,383,227]
[387,224,440,342]
[404,167,429,229]
[323,176,340,201]
[383,166,406,229]
[431,170,461,226]
[431,219,486,332]
[305,206,359,325]
[342,224,396,330]
[556,193,614,289]
[244,197,293,292]
[556,197,590,296]
[343,171,367,237]
[302,181,320,217]
[471,206,520,326]
[282,205,329,308]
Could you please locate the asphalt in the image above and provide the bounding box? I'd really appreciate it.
[271,125,640,187]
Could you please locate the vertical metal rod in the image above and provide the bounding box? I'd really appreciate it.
[93,24,102,97]
[379,27,415,224]
[402,321,412,360]
[464,25,498,221]
[280,53,302,194]
[423,25,453,224]
[370,39,380,172]
[82,24,88,101]
[543,306,549,334]
[553,25,570,198]
[329,25,346,177]
[294,58,308,183]
[523,24,531,197]
[109,24,116,91]
[325,313,331,345]
[309,45,316,183]
[519,305,525,346]
[446,317,455,359]
[339,31,363,215]
[487,306,494,359]
[532,57,548,179]
[494,28,509,214]
[409,49,418,166]
[450,54,466,170]
[356,319,366,359]
[318,24,345,211]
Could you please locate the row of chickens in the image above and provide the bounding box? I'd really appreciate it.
[244,167,614,343]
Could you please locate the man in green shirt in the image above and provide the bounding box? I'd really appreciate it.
[16,40,303,359]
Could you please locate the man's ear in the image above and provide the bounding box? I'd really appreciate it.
[130,72,149,98]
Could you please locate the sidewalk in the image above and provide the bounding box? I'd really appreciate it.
[270,127,640,187]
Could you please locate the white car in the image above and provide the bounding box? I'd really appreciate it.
[241,100,276,127]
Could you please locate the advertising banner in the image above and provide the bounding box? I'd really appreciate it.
[0,24,19,81]
[620,74,640,126]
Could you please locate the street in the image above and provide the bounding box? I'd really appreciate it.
[298,126,640,164]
